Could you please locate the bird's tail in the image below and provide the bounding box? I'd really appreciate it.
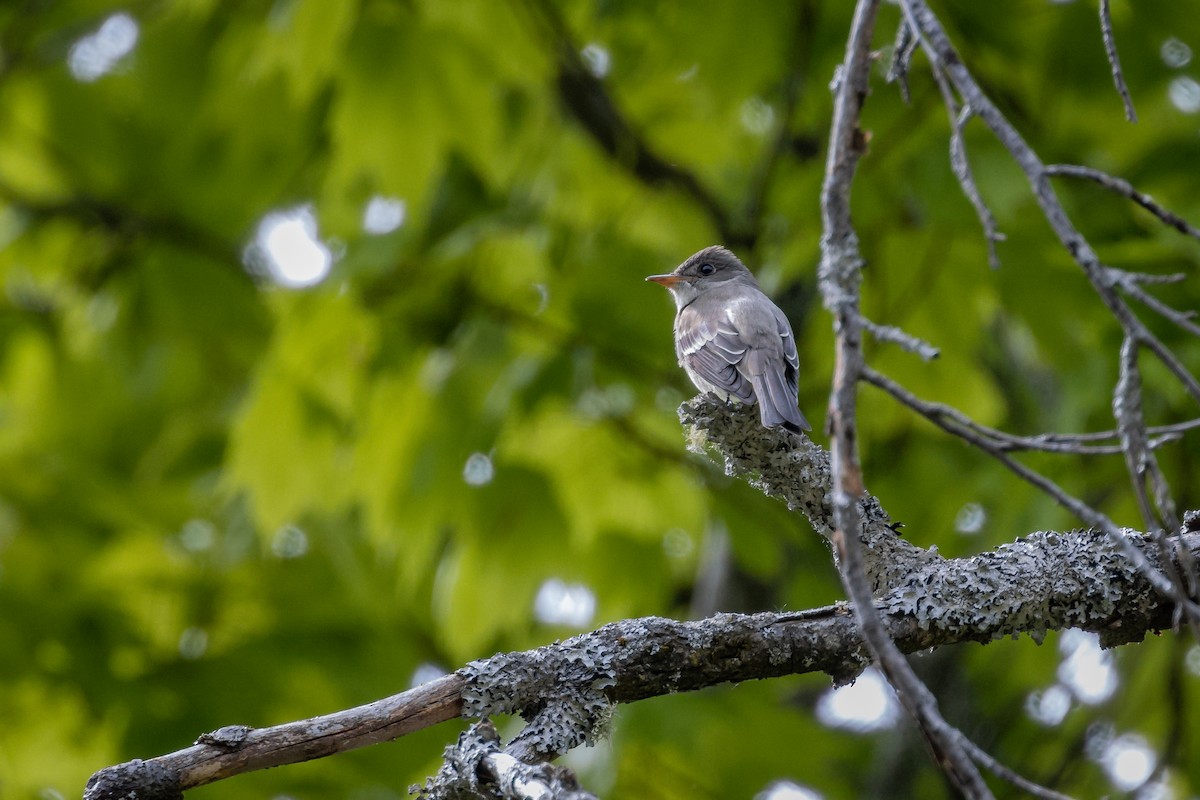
[750,362,811,432]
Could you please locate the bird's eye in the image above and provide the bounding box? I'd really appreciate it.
[698,262,716,276]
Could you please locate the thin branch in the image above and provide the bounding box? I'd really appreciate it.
[1098,0,1138,123]
[853,365,1193,456]
[886,18,919,103]
[820,1,991,795]
[900,1,1200,412]
[1115,337,1171,532]
[1114,337,1200,634]
[927,63,1005,268]
[959,736,1077,800]
[862,365,1200,613]
[84,674,464,798]
[949,105,1006,268]
[1046,164,1200,241]
[861,315,941,360]
[1111,270,1200,339]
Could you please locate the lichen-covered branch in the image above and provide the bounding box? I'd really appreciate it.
[84,515,1198,799]
[416,721,597,800]
[898,0,1200,626]
[863,365,1200,615]
[679,396,939,592]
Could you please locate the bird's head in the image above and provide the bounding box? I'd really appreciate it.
[645,246,756,309]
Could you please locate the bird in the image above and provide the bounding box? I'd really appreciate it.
[646,246,811,432]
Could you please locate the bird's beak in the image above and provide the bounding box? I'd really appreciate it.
[645,273,683,287]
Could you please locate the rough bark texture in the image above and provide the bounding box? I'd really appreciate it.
[680,397,941,590]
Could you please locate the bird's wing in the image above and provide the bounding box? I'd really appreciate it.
[774,305,800,385]
[675,305,756,403]
[725,296,809,432]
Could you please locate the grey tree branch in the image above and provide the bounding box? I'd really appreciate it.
[927,63,1005,268]
[84,675,465,799]
[858,366,1193,455]
[861,315,941,360]
[1114,338,1200,635]
[1099,0,1138,123]
[898,0,1200,628]
[862,364,1200,613]
[1045,164,1200,241]
[417,720,598,800]
[818,1,993,796]
[886,18,919,103]
[1109,268,1200,339]
[956,737,1075,800]
[679,397,939,592]
[83,399,1198,798]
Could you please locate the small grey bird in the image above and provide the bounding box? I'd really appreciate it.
[647,246,811,432]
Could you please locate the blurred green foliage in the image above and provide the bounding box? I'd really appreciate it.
[1,1,1199,798]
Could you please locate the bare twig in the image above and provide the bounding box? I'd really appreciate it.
[820,1,991,795]
[886,18,919,103]
[959,736,1077,800]
[1099,0,1138,123]
[862,315,941,360]
[1115,337,1170,532]
[927,63,1005,268]
[949,105,1006,268]
[899,0,1200,628]
[899,1,1200,411]
[85,674,464,798]
[1045,164,1200,241]
[1114,338,1200,634]
[863,365,1200,615]
[1110,269,1200,339]
[855,366,1193,455]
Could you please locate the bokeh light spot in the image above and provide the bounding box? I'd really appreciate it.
[1161,37,1193,68]
[581,43,610,78]
[1057,629,1117,705]
[534,578,596,628]
[1168,76,1200,113]
[271,524,309,559]
[954,502,986,535]
[815,668,901,732]
[1102,734,1156,792]
[68,13,139,82]
[362,195,407,235]
[463,452,495,486]
[245,205,333,288]
[755,780,823,800]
